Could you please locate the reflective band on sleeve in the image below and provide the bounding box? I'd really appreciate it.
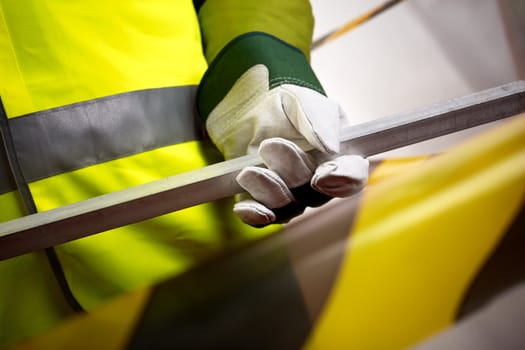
[0,130,17,195]
[0,86,204,195]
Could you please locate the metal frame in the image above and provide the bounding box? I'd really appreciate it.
[0,81,524,260]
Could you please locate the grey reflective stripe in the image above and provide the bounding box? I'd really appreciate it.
[0,86,204,195]
[0,142,17,195]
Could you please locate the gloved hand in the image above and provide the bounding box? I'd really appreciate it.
[198,33,369,227]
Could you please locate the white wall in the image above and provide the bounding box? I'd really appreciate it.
[310,0,519,157]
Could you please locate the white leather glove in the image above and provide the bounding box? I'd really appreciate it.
[197,33,369,227]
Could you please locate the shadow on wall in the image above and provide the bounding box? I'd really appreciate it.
[498,0,525,78]
[408,0,520,92]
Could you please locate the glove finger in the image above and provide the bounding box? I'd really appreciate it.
[235,167,307,226]
[258,137,315,188]
[233,199,276,227]
[236,166,294,208]
[311,155,369,197]
[259,137,334,207]
[233,199,306,227]
[260,137,339,208]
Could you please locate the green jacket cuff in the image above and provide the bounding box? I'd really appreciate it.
[197,32,325,121]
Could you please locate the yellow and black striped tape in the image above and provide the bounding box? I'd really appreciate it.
[13,114,525,350]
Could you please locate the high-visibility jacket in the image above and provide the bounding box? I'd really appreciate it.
[0,0,314,348]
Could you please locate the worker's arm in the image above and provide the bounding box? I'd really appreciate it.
[195,0,314,62]
[196,0,369,227]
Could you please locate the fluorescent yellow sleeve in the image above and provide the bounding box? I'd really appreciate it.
[198,0,314,62]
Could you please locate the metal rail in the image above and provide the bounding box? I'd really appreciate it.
[0,81,524,260]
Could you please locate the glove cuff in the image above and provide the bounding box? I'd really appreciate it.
[197,32,325,121]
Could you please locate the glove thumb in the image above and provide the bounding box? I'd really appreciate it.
[280,84,342,154]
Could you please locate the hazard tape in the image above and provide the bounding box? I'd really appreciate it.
[13,114,525,350]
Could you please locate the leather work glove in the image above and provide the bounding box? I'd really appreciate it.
[197,33,369,227]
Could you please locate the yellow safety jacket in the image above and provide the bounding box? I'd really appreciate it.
[0,0,314,348]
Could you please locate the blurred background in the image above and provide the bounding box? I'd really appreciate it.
[309,0,524,158]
